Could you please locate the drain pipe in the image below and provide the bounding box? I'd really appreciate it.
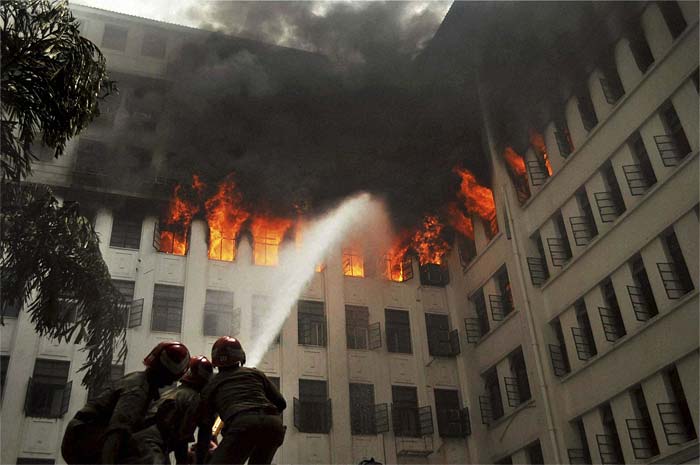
[503,188,563,463]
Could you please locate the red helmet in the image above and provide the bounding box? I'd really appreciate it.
[211,336,246,367]
[143,341,190,378]
[181,355,214,386]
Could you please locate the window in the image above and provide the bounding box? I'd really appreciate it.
[547,212,572,267]
[87,364,125,400]
[554,116,574,157]
[628,27,654,73]
[112,280,135,303]
[110,211,142,249]
[495,266,514,317]
[572,299,597,360]
[625,132,657,195]
[627,386,660,458]
[101,24,128,51]
[483,367,504,422]
[141,31,167,58]
[494,457,513,465]
[425,313,458,357]
[628,254,659,321]
[346,305,369,350]
[568,418,593,464]
[1,355,9,398]
[658,366,697,444]
[1,293,21,318]
[350,383,376,435]
[295,379,331,433]
[384,254,413,282]
[506,348,531,405]
[25,359,71,418]
[595,161,626,223]
[457,236,477,268]
[252,221,288,266]
[473,289,490,336]
[570,188,598,247]
[203,290,236,337]
[298,300,326,347]
[526,233,549,286]
[597,404,625,464]
[343,247,364,277]
[658,0,687,39]
[75,139,108,174]
[252,295,279,344]
[151,285,184,333]
[659,229,694,298]
[434,389,469,438]
[385,309,411,354]
[599,278,626,342]
[548,320,571,377]
[391,386,420,437]
[576,87,598,132]
[526,440,544,464]
[156,221,188,256]
[599,58,625,105]
[661,104,692,160]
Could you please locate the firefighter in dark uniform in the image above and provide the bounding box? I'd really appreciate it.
[195,336,287,465]
[61,341,191,464]
[133,355,214,464]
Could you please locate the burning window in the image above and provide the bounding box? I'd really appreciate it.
[502,147,531,203]
[529,130,553,179]
[252,217,292,266]
[384,254,413,282]
[205,176,248,262]
[343,247,365,277]
[158,225,188,256]
[453,168,498,241]
[158,177,203,256]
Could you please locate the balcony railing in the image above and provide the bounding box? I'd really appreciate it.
[569,216,597,247]
[526,257,549,286]
[503,377,522,408]
[622,164,653,196]
[419,264,450,287]
[478,395,492,426]
[593,191,623,223]
[546,237,572,267]
[571,327,595,361]
[596,433,624,465]
[626,285,658,322]
[464,318,484,344]
[653,134,683,167]
[527,160,549,186]
[488,294,505,321]
[598,307,626,342]
[548,344,570,377]
[657,402,696,445]
[657,262,694,299]
[566,448,592,465]
[625,418,659,459]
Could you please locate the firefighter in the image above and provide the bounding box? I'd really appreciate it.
[61,341,190,464]
[195,336,286,465]
[132,355,214,464]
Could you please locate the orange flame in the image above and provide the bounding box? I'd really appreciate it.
[205,175,249,261]
[342,246,365,277]
[453,167,498,238]
[411,215,449,265]
[251,216,292,266]
[503,147,527,177]
[159,175,203,255]
[447,202,474,240]
[384,236,411,282]
[529,129,553,176]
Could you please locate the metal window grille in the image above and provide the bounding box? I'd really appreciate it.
[350,383,376,435]
[435,389,470,438]
[593,192,623,223]
[598,306,626,342]
[657,262,694,299]
[571,327,596,361]
[546,237,572,267]
[656,402,695,445]
[110,214,142,249]
[346,305,370,350]
[293,398,332,433]
[526,160,548,186]
[653,134,683,167]
[424,313,458,356]
[567,448,592,465]
[496,269,514,316]
[464,318,482,344]
[472,290,490,336]
[24,360,72,418]
[548,344,570,377]
[526,257,549,286]
[151,285,184,333]
[488,294,505,321]
[484,373,504,422]
[503,377,521,407]
[596,434,624,465]
[419,263,450,287]
[478,395,492,425]
[622,164,653,196]
[127,298,144,328]
[386,309,412,354]
[154,221,188,255]
[375,403,390,433]
[510,350,531,403]
[569,216,596,247]
[626,418,659,459]
[554,119,574,157]
[391,404,421,438]
[298,300,326,347]
[343,248,365,277]
[626,286,657,322]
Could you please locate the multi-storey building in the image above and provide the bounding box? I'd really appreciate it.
[1,2,697,464]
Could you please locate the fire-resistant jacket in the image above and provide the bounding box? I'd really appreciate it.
[200,366,286,427]
[74,371,160,435]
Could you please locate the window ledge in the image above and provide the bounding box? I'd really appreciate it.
[541,150,699,294]
[473,310,519,348]
[650,438,700,465]
[487,398,536,430]
[557,289,698,385]
[461,232,504,276]
[108,246,139,252]
[518,20,699,210]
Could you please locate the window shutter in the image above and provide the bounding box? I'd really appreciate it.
[293,398,301,430]
[402,256,414,281]
[60,381,73,416]
[375,403,389,433]
[418,405,434,436]
[368,322,382,350]
[449,329,460,356]
[24,377,34,416]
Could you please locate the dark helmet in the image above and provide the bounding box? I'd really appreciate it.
[181,355,214,387]
[143,341,190,378]
[211,336,246,367]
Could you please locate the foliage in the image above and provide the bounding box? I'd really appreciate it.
[1,0,123,388]
[1,0,115,181]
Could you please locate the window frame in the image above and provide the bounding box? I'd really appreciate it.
[151,284,184,333]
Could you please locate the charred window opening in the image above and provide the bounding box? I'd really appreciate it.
[74,139,109,178]
[343,247,365,277]
[156,220,189,256]
[505,347,531,406]
[628,26,654,73]
[658,0,687,40]
[419,263,450,287]
[482,367,504,423]
[384,254,413,282]
[495,266,514,318]
[434,389,470,438]
[298,300,326,347]
[386,309,412,354]
[599,56,625,105]
[252,222,289,267]
[101,24,128,51]
[24,359,72,419]
[457,235,477,270]
[554,116,574,157]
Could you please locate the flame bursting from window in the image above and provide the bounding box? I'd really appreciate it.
[447,202,474,240]
[205,175,249,261]
[384,239,411,282]
[251,216,292,266]
[503,147,527,177]
[410,215,449,265]
[160,175,203,255]
[343,246,365,277]
[453,167,498,238]
[529,129,553,176]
